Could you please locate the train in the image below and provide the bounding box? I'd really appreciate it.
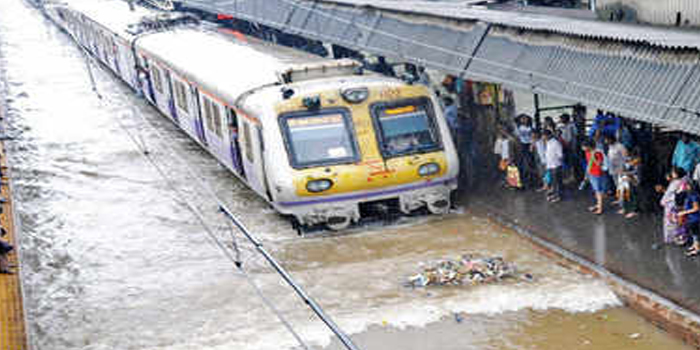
[44,0,460,230]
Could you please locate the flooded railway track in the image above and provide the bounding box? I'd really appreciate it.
[0,0,697,349]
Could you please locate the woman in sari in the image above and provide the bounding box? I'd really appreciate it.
[660,167,689,244]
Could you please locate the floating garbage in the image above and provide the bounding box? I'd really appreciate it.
[405,253,531,288]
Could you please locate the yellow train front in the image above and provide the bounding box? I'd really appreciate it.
[243,61,460,230]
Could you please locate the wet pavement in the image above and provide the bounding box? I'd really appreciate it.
[0,0,697,349]
[466,178,700,316]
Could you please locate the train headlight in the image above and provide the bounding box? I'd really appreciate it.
[340,87,369,104]
[306,179,333,193]
[418,163,440,177]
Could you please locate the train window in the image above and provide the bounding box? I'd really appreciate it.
[203,98,214,135]
[370,97,442,158]
[280,109,359,168]
[242,122,253,163]
[174,81,189,113]
[211,101,223,137]
[201,97,223,138]
[150,65,163,93]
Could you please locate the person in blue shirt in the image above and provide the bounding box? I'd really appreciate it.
[588,109,606,139]
[443,97,459,133]
[601,112,621,139]
[678,186,700,257]
[672,134,700,174]
[588,110,621,140]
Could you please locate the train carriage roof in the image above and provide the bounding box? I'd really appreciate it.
[60,0,156,41]
[135,28,329,107]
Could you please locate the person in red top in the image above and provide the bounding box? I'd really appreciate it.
[583,139,607,215]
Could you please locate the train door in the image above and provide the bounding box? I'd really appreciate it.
[199,94,227,163]
[119,41,138,89]
[191,87,208,146]
[239,117,268,198]
[109,36,121,75]
[172,76,198,140]
[149,63,170,116]
[226,108,244,177]
[137,55,157,104]
[164,70,179,125]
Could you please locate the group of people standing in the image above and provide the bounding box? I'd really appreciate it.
[493,108,700,258]
[495,110,642,215]
[658,134,700,257]
[494,112,578,203]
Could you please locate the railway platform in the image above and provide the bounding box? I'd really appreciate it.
[464,181,700,347]
[0,103,28,350]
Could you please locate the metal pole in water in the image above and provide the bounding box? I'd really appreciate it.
[219,205,361,350]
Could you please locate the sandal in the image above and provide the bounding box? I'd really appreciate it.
[588,206,598,212]
[625,212,638,219]
[685,250,699,257]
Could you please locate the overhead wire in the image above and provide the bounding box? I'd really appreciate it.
[70,8,361,344]
[124,88,358,350]
[73,38,314,350]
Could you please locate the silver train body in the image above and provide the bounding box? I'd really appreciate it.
[45,0,460,230]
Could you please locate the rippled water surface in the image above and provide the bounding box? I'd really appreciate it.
[0,1,693,349]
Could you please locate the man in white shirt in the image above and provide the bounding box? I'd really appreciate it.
[605,134,627,203]
[544,129,564,202]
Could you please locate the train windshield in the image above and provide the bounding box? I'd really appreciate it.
[372,98,441,158]
[281,109,359,168]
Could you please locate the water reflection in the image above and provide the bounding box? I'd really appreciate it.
[593,218,606,265]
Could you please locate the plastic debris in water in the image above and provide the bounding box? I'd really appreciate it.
[405,253,530,288]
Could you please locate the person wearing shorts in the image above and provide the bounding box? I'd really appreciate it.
[583,140,606,215]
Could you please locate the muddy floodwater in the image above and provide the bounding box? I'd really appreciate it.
[316,215,692,350]
[0,0,695,349]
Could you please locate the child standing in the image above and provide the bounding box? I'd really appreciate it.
[618,150,641,219]
[532,130,549,192]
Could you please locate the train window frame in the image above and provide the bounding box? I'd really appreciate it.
[174,80,189,113]
[279,108,360,169]
[369,97,443,159]
[202,97,214,133]
[201,96,223,138]
[242,121,253,163]
[151,65,163,94]
[211,100,223,137]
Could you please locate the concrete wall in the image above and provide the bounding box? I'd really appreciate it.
[597,0,700,27]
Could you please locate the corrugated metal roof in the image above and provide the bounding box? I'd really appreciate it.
[322,0,700,49]
[466,27,700,132]
[180,0,700,134]
[183,0,489,75]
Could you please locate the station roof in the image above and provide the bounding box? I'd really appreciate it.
[181,0,700,133]
[324,0,700,49]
